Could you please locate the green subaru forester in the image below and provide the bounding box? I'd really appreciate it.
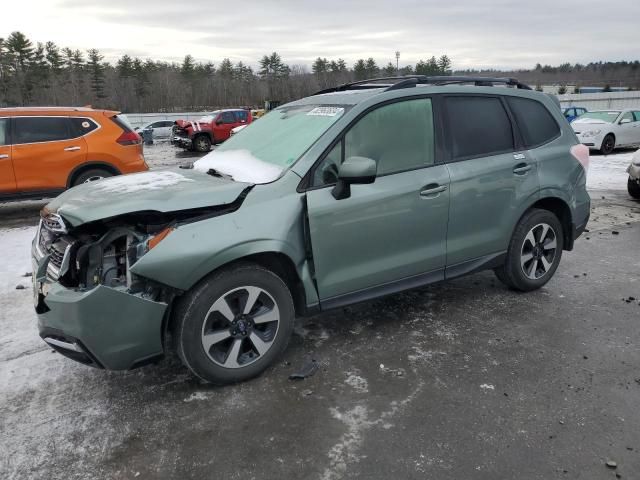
[32,76,591,384]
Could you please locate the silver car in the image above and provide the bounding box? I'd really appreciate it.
[134,120,174,139]
[572,109,640,155]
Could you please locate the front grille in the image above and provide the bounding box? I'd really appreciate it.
[41,213,67,233]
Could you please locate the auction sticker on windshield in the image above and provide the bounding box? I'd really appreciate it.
[306,106,345,117]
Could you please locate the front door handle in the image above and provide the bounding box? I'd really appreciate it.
[64,146,81,152]
[0,154,8,159]
[513,163,532,175]
[420,184,448,197]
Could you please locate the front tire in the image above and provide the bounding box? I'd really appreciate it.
[600,134,615,155]
[192,134,212,152]
[494,209,564,292]
[173,263,295,384]
[628,177,640,199]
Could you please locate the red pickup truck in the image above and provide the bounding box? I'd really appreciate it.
[171,109,252,152]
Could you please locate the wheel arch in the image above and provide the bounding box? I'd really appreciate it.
[67,161,121,188]
[525,196,574,250]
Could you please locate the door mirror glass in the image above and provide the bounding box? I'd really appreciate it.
[332,156,377,200]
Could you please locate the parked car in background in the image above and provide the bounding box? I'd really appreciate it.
[0,107,146,201]
[134,120,174,139]
[33,76,590,384]
[562,106,587,122]
[627,149,640,199]
[171,109,253,152]
[572,109,640,154]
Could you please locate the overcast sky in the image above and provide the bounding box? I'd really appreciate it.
[3,0,638,71]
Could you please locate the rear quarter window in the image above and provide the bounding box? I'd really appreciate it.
[69,117,99,137]
[507,97,560,148]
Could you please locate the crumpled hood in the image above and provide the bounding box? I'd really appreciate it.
[46,169,251,226]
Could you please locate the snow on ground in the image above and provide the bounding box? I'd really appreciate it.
[586,150,634,191]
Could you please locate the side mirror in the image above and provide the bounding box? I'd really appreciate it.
[331,156,377,200]
[620,118,632,125]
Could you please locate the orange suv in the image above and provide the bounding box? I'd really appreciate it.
[0,107,147,200]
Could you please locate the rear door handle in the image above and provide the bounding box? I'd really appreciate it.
[0,154,8,159]
[420,184,448,197]
[64,146,81,152]
[513,163,532,175]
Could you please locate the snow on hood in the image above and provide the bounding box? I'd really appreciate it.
[89,171,195,194]
[194,149,284,184]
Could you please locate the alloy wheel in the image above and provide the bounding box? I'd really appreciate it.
[200,286,280,369]
[520,223,557,280]
[83,175,104,183]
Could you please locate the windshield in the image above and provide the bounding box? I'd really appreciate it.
[577,111,621,123]
[194,104,348,183]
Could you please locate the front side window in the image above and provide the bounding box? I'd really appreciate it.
[507,97,560,148]
[620,112,634,123]
[0,118,8,146]
[219,112,236,124]
[634,112,640,122]
[14,117,71,144]
[312,98,435,186]
[445,96,514,160]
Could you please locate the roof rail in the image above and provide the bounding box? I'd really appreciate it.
[314,75,532,95]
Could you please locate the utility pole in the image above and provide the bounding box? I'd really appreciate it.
[395,51,400,74]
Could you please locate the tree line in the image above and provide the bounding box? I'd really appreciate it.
[0,32,455,112]
[2,30,639,113]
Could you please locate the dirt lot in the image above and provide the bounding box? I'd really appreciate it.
[1,144,640,479]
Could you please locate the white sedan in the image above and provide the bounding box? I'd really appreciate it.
[572,109,640,155]
[134,120,175,139]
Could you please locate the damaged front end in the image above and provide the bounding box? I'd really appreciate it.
[33,210,179,369]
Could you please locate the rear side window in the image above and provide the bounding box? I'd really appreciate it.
[0,118,8,145]
[507,97,560,148]
[69,117,99,137]
[445,96,514,160]
[235,111,249,122]
[14,117,71,144]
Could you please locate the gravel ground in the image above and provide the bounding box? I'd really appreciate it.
[1,144,640,479]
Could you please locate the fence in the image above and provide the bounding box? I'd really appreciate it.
[123,112,212,129]
[558,91,640,110]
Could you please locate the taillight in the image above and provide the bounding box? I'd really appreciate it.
[571,144,589,172]
[116,131,141,146]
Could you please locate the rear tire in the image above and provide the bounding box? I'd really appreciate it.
[494,209,564,292]
[72,168,113,186]
[628,177,640,199]
[600,134,615,155]
[173,263,295,384]
[193,135,212,152]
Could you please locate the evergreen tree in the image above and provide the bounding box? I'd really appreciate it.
[383,62,396,76]
[117,54,135,77]
[353,59,367,80]
[87,49,106,101]
[312,57,328,75]
[180,55,196,76]
[364,57,379,77]
[437,55,452,74]
[218,58,234,78]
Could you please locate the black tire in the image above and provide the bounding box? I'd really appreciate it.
[629,177,640,199]
[494,209,564,292]
[173,263,295,384]
[192,134,212,152]
[600,134,615,155]
[72,168,114,186]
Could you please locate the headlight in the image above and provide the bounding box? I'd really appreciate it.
[581,130,601,138]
